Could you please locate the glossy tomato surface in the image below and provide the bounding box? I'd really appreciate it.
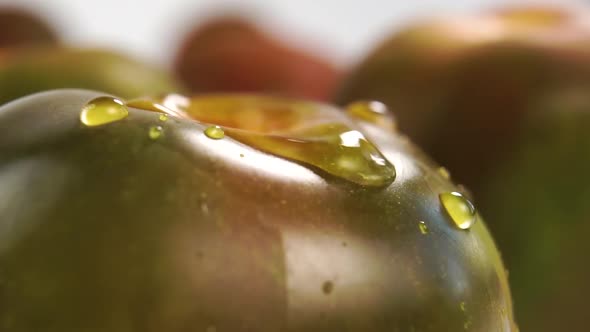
[0,90,515,331]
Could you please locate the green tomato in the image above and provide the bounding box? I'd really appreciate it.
[0,48,184,105]
[0,90,515,331]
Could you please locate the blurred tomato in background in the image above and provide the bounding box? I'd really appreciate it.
[0,7,58,48]
[0,0,529,101]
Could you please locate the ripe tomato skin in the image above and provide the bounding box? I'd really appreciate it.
[0,90,515,331]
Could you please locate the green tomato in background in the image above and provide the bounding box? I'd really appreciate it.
[481,90,590,332]
[0,48,184,105]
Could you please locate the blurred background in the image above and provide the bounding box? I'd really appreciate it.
[1,0,590,331]
[0,0,570,66]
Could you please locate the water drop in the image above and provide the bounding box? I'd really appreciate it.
[80,96,128,127]
[439,192,477,230]
[322,281,334,295]
[232,124,395,187]
[345,100,395,131]
[159,113,168,122]
[460,301,467,312]
[204,125,225,139]
[126,95,395,187]
[418,221,429,235]
[149,126,163,140]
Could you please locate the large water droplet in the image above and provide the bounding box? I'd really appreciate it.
[439,192,477,230]
[345,100,395,131]
[128,95,395,187]
[80,96,128,127]
[204,125,225,139]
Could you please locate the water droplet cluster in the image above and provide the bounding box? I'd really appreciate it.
[81,96,478,230]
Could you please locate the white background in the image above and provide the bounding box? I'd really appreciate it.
[0,0,581,68]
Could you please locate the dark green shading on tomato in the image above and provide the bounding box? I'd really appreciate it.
[481,93,590,332]
[0,48,184,105]
[335,5,590,332]
[0,90,515,331]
